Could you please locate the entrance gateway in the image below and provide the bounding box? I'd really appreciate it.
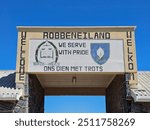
[0,26,150,113]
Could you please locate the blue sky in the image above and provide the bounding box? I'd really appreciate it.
[0,0,150,112]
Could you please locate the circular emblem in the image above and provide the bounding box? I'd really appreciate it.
[35,40,58,65]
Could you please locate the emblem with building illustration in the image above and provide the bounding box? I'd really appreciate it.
[34,40,59,65]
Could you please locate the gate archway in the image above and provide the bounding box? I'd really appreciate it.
[1,26,150,113]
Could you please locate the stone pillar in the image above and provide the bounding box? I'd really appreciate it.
[106,75,131,113]
[14,74,44,113]
[28,75,44,113]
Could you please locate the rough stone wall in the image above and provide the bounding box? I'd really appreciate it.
[130,101,150,113]
[0,74,44,113]
[106,75,150,113]
[13,98,29,113]
[0,101,16,113]
[28,75,44,113]
[106,75,127,113]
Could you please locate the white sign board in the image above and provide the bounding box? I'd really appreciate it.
[28,39,124,72]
